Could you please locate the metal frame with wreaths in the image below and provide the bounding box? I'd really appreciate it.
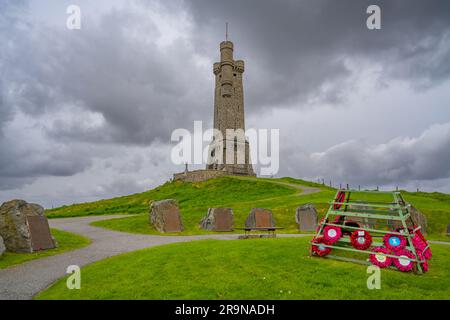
[310,190,428,274]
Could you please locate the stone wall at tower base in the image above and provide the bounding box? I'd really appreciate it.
[173,169,255,183]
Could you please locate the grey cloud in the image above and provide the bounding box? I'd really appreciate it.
[1,0,450,202]
[93,176,150,198]
[0,0,212,191]
[0,81,12,137]
[3,0,450,146]
[2,2,211,146]
[0,177,35,191]
[285,123,450,186]
[0,137,93,190]
[186,0,450,109]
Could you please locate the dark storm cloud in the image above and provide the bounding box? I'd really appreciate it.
[283,123,450,186]
[7,12,209,144]
[0,126,93,190]
[3,0,450,144]
[1,0,211,190]
[1,0,450,195]
[0,1,27,136]
[185,0,450,109]
[0,80,12,137]
[1,5,210,145]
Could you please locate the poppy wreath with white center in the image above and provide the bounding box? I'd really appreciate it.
[311,236,332,257]
[383,233,407,252]
[350,230,372,250]
[393,249,416,272]
[323,226,342,244]
[369,246,392,268]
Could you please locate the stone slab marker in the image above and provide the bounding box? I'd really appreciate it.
[245,208,276,228]
[27,215,57,251]
[149,199,183,233]
[0,200,56,253]
[295,204,318,231]
[200,208,234,232]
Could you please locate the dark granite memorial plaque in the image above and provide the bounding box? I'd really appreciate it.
[296,204,318,231]
[149,199,184,233]
[26,215,56,251]
[163,208,183,232]
[214,208,233,232]
[255,209,273,228]
[245,208,276,229]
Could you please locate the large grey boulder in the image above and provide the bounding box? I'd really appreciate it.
[149,199,183,233]
[295,204,318,231]
[0,200,56,253]
[0,235,5,257]
[200,208,234,232]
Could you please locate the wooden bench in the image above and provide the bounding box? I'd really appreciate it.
[237,208,284,238]
[235,226,285,237]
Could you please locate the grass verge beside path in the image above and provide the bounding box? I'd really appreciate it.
[36,237,450,300]
[0,229,91,270]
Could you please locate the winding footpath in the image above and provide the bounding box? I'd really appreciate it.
[269,181,321,196]
[0,179,320,300]
[0,215,310,300]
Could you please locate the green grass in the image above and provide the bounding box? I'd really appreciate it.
[401,192,450,238]
[46,176,450,239]
[46,177,297,218]
[35,237,450,300]
[0,229,91,270]
[90,177,334,236]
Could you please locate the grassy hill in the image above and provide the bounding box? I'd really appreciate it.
[38,176,450,300]
[45,176,450,239]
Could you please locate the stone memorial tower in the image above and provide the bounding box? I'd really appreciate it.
[206,32,255,176]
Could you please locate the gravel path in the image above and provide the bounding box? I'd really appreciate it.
[232,176,322,196]
[269,181,321,196]
[0,215,310,300]
[429,240,450,246]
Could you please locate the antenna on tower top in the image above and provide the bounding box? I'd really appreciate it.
[225,22,229,41]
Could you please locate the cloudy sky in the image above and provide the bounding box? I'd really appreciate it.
[1,0,450,208]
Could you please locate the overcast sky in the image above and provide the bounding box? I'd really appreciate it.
[1,0,450,208]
